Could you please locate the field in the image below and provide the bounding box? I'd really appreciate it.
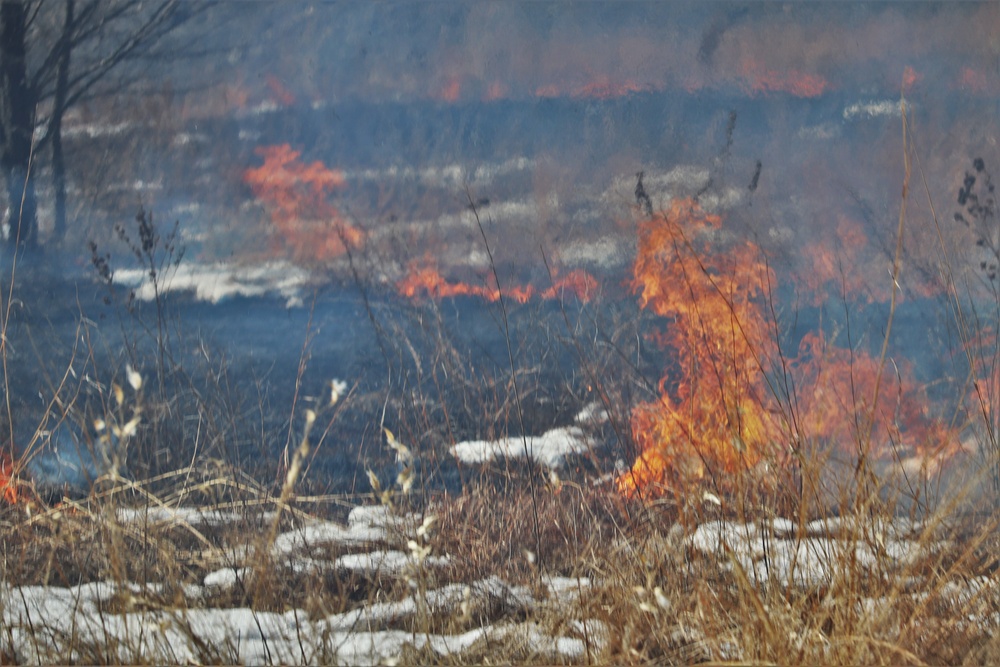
[4,4,1000,663]
[3,125,1000,664]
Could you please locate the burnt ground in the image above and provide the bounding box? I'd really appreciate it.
[1,250,970,508]
[1,260,654,499]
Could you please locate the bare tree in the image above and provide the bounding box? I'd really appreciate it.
[0,1,34,252]
[0,0,198,255]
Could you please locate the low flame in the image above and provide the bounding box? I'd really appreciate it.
[536,76,652,100]
[1,449,17,504]
[243,144,364,262]
[958,67,998,94]
[397,259,597,304]
[542,269,600,302]
[739,58,829,98]
[800,215,879,305]
[439,76,462,103]
[265,75,296,107]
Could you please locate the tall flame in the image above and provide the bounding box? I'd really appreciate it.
[243,144,364,262]
[619,198,959,500]
[621,199,782,497]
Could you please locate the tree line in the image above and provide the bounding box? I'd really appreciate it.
[0,0,204,256]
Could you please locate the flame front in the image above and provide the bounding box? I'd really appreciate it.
[397,258,597,304]
[619,199,960,500]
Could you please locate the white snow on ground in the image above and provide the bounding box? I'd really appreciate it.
[4,495,994,664]
[2,502,598,666]
[798,122,841,140]
[343,156,535,189]
[451,425,590,469]
[574,401,609,425]
[843,99,904,120]
[686,516,935,587]
[116,505,275,527]
[451,403,606,469]
[334,549,450,574]
[203,567,248,589]
[113,260,311,306]
[602,165,748,215]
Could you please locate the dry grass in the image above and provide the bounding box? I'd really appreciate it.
[1,441,1000,664]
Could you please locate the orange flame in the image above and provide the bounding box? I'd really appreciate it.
[439,76,462,103]
[571,76,650,99]
[0,449,16,504]
[397,259,597,305]
[265,75,296,106]
[397,259,504,302]
[243,144,364,262]
[619,199,959,500]
[739,59,829,97]
[958,67,998,94]
[620,199,782,497]
[542,269,600,302]
[484,81,509,102]
[800,215,882,305]
[790,331,952,461]
[536,76,651,100]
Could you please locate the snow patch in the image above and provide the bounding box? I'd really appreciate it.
[843,99,903,120]
[451,425,590,469]
[556,236,629,268]
[687,517,937,587]
[452,404,603,468]
[336,549,451,574]
[113,260,310,306]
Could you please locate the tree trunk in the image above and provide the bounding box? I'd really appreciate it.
[51,0,74,244]
[0,0,36,254]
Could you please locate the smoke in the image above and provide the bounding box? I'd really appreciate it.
[26,422,124,498]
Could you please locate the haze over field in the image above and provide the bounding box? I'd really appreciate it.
[20,2,997,293]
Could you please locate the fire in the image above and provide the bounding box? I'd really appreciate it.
[535,76,652,100]
[801,215,882,305]
[243,144,364,262]
[790,331,952,462]
[439,76,462,103]
[397,260,504,302]
[620,199,782,497]
[739,59,829,98]
[958,67,997,94]
[619,199,959,500]
[397,259,597,305]
[570,76,650,100]
[541,269,600,302]
[484,81,508,102]
[535,84,562,98]
[265,75,296,106]
[1,449,16,504]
